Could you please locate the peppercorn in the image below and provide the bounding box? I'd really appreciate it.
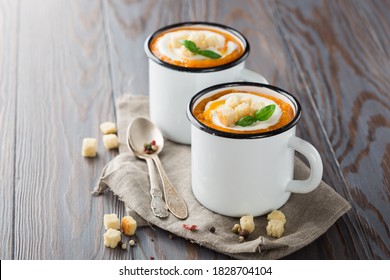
[129,239,135,246]
[144,140,158,154]
[232,223,241,234]
[209,227,216,233]
[238,236,245,243]
[238,229,249,238]
[182,224,198,231]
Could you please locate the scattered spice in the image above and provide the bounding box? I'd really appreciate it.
[209,227,216,233]
[232,216,256,242]
[144,140,158,154]
[121,243,127,250]
[232,223,241,234]
[238,229,249,238]
[182,224,198,231]
[129,240,135,246]
[168,233,175,239]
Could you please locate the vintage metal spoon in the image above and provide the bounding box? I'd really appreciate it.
[126,122,169,218]
[126,117,188,220]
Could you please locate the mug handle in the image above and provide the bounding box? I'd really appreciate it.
[239,68,269,84]
[286,136,323,193]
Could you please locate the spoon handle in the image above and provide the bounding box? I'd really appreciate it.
[151,155,188,220]
[145,157,169,218]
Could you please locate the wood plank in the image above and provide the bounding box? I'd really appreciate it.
[13,0,120,259]
[238,0,366,259]
[0,0,19,260]
[274,0,390,259]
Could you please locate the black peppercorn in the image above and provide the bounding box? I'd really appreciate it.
[238,229,249,238]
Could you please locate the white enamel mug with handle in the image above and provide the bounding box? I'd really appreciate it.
[145,22,267,145]
[187,82,323,217]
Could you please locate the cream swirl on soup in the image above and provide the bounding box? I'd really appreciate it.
[150,26,244,68]
[156,30,237,61]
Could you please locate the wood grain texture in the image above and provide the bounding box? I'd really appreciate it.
[234,0,367,259]
[0,0,19,260]
[13,0,120,259]
[274,0,390,259]
[252,2,366,259]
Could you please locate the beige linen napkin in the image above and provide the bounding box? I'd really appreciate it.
[93,94,351,259]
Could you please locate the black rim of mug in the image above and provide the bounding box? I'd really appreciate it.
[187,82,302,139]
[144,21,250,73]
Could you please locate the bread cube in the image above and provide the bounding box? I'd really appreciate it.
[240,215,255,234]
[251,101,265,115]
[266,209,286,238]
[179,45,194,57]
[188,32,206,48]
[225,96,239,109]
[103,228,121,248]
[217,106,236,126]
[100,121,117,134]
[82,138,97,158]
[205,35,219,48]
[266,219,285,238]
[121,216,137,236]
[103,134,119,150]
[170,33,186,48]
[240,96,252,106]
[267,210,286,224]
[234,103,251,121]
[103,213,120,230]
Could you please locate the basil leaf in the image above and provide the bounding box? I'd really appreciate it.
[197,49,222,59]
[181,40,199,53]
[255,104,276,121]
[235,116,257,127]
[181,40,221,59]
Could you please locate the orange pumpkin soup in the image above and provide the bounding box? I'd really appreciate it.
[193,89,295,134]
[150,26,245,68]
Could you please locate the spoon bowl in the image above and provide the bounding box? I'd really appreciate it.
[127,117,164,156]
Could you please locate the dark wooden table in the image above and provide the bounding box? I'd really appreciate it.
[1,0,389,260]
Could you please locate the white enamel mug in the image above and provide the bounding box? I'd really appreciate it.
[187,82,323,217]
[144,22,267,145]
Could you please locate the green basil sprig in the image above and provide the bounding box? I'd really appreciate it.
[235,104,276,127]
[255,104,276,121]
[181,40,222,59]
[235,116,257,127]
